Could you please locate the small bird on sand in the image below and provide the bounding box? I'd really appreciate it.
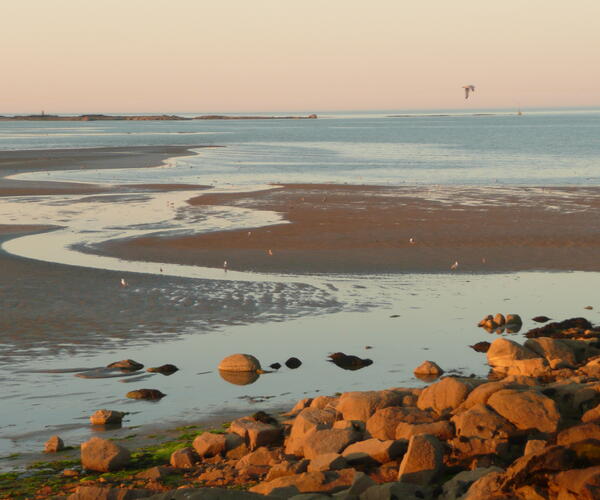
[247,231,252,238]
[267,249,273,256]
[120,278,128,287]
[409,237,415,245]
[462,85,476,99]
[223,260,228,271]
[450,261,459,270]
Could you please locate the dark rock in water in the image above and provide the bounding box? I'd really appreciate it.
[269,363,282,370]
[469,341,491,353]
[532,316,551,323]
[126,389,166,400]
[526,317,594,339]
[147,364,178,375]
[285,357,302,369]
[328,352,373,370]
[252,411,278,425]
[107,359,144,371]
[585,306,594,310]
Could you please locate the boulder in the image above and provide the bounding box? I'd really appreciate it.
[307,453,347,472]
[249,468,357,496]
[397,434,443,485]
[550,465,600,500]
[229,417,282,450]
[582,404,600,423]
[451,403,516,440]
[310,396,338,410]
[337,390,403,421]
[285,357,302,369]
[342,439,406,465]
[486,338,548,376]
[193,432,227,457]
[266,459,309,480]
[359,482,432,500]
[417,377,472,415]
[147,364,178,375]
[366,407,435,440]
[90,409,126,425]
[395,420,454,441]
[302,428,361,460]
[44,435,64,453]
[524,337,578,369]
[461,471,505,500]
[557,423,600,446]
[170,447,196,468]
[125,389,165,400]
[67,486,151,500]
[439,467,503,500]
[414,361,444,377]
[487,389,561,434]
[285,408,337,455]
[236,446,281,472]
[218,354,261,372]
[458,381,513,410]
[524,439,547,456]
[80,437,131,472]
[447,436,509,460]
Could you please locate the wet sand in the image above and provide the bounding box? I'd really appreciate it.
[96,183,600,274]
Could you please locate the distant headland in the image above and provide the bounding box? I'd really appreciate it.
[0,113,318,121]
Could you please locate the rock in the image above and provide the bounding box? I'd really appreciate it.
[451,403,516,440]
[367,407,434,440]
[550,465,600,500]
[342,439,406,465]
[90,409,126,425]
[524,439,547,456]
[236,446,281,470]
[142,488,267,499]
[286,357,302,369]
[461,471,505,500]
[270,362,282,370]
[525,317,593,339]
[135,465,178,481]
[328,353,373,370]
[469,342,491,353]
[532,316,551,323]
[417,377,472,415]
[252,410,278,425]
[218,353,261,372]
[80,437,131,472]
[286,398,314,415]
[193,432,227,457]
[336,471,376,498]
[310,396,338,410]
[44,435,64,453]
[447,436,509,460]
[486,338,548,376]
[267,459,309,480]
[395,420,454,441]
[170,447,196,468]
[229,416,282,450]
[557,423,600,446]
[439,467,503,500]
[308,453,348,472]
[359,482,432,500]
[488,389,561,434]
[582,404,600,423]
[505,314,522,325]
[146,364,178,375]
[224,432,250,459]
[493,313,506,326]
[337,390,403,421]
[333,420,364,432]
[249,468,357,496]
[414,361,444,377]
[398,434,443,485]
[285,407,337,455]
[125,389,165,400]
[524,337,578,369]
[302,428,361,460]
[67,485,152,500]
[107,359,144,371]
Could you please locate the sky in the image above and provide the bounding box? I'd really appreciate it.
[2,0,599,113]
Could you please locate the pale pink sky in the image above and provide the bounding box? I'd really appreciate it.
[2,0,599,113]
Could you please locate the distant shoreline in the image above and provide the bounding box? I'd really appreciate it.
[0,113,318,122]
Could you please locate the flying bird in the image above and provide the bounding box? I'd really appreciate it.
[462,85,475,99]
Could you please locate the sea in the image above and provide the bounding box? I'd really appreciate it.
[1,108,600,461]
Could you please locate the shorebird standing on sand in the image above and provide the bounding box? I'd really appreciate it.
[120,278,128,287]
[409,237,415,245]
[267,249,273,256]
[462,85,475,99]
[450,261,459,270]
[223,260,228,271]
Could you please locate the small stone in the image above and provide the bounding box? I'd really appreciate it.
[44,435,64,453]
[285,357,302,369]
[126,389,165,400]
[146,364,178,375]
[524,440,547,456]
[532,316,551,323]
[90,409,126,425]
[414,361,444,377]
[107,359,144,371]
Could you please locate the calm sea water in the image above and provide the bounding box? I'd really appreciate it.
[1,109,600,462]
[3,108,600,186]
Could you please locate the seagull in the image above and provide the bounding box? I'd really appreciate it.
[409,238,415,245]
[462,85,475,99]
[223,260,228,270]
[450,261,459,270]
[120,278,128,287]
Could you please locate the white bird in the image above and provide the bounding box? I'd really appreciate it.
[409,238,415,245]
[120,278,128,287]
[450,261,459,270]
[462,85,475,99]
[223,260,228,269]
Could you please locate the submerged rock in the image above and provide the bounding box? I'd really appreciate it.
[285,357,302,369]
[269,362,282,370]
[107,359,144,371]
[469,341,491,353]
[328,352,373,370]
[413,360,444,378]
[533,316,552,323]
[147,364,178,375]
